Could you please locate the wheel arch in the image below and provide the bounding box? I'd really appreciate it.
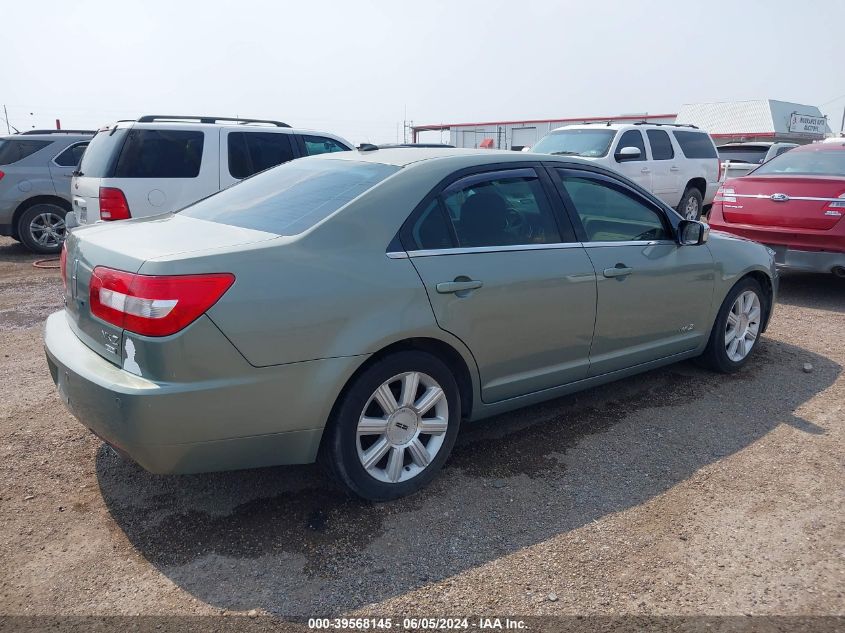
[12,195,71,238]
[685,177,707,198]
[319,336,476,450]
[738,269,775,333]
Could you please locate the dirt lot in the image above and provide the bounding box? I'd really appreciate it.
[0,235,843,621]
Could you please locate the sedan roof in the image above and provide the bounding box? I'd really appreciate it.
[313,146,534,168]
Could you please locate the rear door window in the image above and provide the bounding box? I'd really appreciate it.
[113,129,205,178]
[181,159,398,235]
[0,139,52,164]
[302,135,349,156]
[228,132,296,179]
[646,130,674,160]
[673,131,717,159]
[53,142,89,167]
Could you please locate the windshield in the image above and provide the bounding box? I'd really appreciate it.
[752,149,845,177]
[531,129,616,157]
[181,159,399,235]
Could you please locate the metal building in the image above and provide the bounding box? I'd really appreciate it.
[675,100,831,145]
[411,113,677,150]
[411,100,833,150]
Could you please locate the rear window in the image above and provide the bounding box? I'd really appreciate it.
[672,131,717,159]
[752,149,845,177]
[0,139,51,165]
[113,129,205,178]
[181,159,398,235]
[228,132,295,179]
[717,146,768,164]
[78,128,129,177]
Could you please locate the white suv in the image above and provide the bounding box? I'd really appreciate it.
[530,122,721,219]
[70,115,352,225]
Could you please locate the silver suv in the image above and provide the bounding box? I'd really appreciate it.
[0,130,93,253]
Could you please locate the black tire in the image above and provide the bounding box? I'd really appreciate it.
[320,351,461,501]
[17,203,68,254]
[698,277,766,373]
[677,187,704,220]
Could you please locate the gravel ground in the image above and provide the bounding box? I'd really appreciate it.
[0,235,843,621]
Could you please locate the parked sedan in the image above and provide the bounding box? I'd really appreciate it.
[709,141,845,276]
[46,148,777,500]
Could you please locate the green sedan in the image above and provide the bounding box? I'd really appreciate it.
[45,148,777,501]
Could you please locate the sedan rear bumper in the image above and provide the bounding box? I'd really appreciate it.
[762,244,845,274]
[44,311,364,474]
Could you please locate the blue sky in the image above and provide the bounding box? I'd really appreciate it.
[3,0,843,143]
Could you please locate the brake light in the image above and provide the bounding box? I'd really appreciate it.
[0,170,5,180]
[60,243,68,291]
[89,267,235,337]
[99,187,131,221]
[714,187,736,203]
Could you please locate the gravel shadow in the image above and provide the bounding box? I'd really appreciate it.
[776,273,845,313]
[96,334,840,617]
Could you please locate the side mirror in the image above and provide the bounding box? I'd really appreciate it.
[678,219,709,246]
[615,146,641,162]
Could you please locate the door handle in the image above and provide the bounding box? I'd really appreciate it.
[641,167,650,173]
[603,265,633,278]
[436,279,483,294]
[670,166,680,172]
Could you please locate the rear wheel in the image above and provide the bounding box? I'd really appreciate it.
[320,351,461,501]
[17,203,68,254]
[699,277,765,373]
[677,187,703,220]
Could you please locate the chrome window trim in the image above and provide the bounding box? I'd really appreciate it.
[394,239,679,258]
[51,141,89,167]
[584,240,677,248]
[730,193,844,203]
[404,243,585,258]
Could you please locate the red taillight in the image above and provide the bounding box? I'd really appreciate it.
[0,170,5,180]
[60,243,68,291]
[99,187,131,221]
[89,267,235,337]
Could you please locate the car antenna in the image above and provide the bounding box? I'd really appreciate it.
[358,143,379,152]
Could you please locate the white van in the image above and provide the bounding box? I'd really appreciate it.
[71,115,352,225]
[530,122,721,219]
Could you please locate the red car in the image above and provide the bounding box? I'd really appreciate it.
[708,141,845,277]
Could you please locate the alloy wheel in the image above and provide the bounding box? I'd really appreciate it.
[29,212,66,249]
[356,371,449,484]
[725,290,761,362]
[684,196,700,220]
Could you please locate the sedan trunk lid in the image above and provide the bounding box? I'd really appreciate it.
[721,175,845,230]
[62,214,277,365]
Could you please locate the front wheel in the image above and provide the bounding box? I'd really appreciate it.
[699,278,766,373]
[17,203,68,254]
[320,351,461,501]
